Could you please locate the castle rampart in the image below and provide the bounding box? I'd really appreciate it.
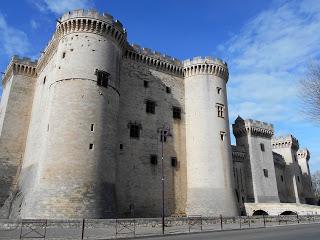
[272,135,299,150]
[233,118,274,138]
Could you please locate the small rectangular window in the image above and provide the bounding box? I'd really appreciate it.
[281,175,284,182]
[130,124,140,139]
[260,143,265,152]
[171,157,177,167]
[216,103,224,118]
[89,143,94,150]
[62,52,66,59]
[150,155,158,165]
[173,106,181,119]
[220,131,225,141]
[144,81,149,88]
[263,169,268,178]
[297,176,300,182]
[95,69,110,88]
[217,87,222,94]
[91,124,94,132]
[120,144,123,150]
[146,100,156,114]
[166,86,171,93]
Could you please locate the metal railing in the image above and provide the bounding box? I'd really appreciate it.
[0,214,319,239]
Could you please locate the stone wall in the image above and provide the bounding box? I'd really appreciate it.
[116,58,186,217]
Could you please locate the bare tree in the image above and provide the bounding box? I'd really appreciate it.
[311,170,320,201]
[299,63,320,123]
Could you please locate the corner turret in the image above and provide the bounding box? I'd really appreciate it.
[184,55,238,216]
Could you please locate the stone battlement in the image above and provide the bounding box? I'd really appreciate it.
[2,56,37,85]
[59,9,125,32]
[183,57,228,80]
[124,44,184,77]
[130,44,182,65]
[271,135,299,150]
[231,145,246,161]
[55,9,127,49]
[232,116,274,138]
[297,148,310,160]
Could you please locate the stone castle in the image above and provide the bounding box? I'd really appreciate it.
[0,9,317,219]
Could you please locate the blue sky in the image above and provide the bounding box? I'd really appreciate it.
[0,0,320,172]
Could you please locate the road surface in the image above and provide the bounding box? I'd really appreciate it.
[137,223,320,240]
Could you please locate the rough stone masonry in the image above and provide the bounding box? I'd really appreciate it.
[0,9,318,219]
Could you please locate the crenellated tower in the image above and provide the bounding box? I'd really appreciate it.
[297,149,314,204]
[232,117,279,203]
[184,57,238,216]
[272,135,304,203]
[0,57,37,211]
[19,9,127,218]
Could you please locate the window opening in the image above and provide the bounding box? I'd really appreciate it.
[263,169,268,178]
[173,106,181,119]
[130,124,140,139]
[150,155,158,165]
[146,100,156,114]
[95,69,110,88]
[171,157,177,167]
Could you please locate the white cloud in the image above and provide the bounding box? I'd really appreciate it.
[30,19,39,30]
[32,0,94,15]
[0,14,30,56]
[221,0,320,123]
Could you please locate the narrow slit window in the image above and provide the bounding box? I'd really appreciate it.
[166,86,171,94]
[62,52,66,58]
[43,76,46,84]
[217,87,222,94]
[89,143,94,150]
[216,103,224,118]
[95,69,110,88]
[173,106,181,119]
[120,144,123,150]
[220,131,225,141]
[263,169,268,178]
[91,124,94,132]
[281,175,284,182]
[260,143,265,152]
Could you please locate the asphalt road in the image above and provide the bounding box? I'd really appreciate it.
[138,223,320,240]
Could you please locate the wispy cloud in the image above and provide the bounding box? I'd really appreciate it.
[0,13,30,56]
[221,0,320,170]
[31,0,94,15]
[30,19,39,30]
[220,0,320,123]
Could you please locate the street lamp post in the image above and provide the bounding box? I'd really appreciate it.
[159,126,171,235]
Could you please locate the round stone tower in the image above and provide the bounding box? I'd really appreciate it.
[22,10,126,218]
[184,57,238,216]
